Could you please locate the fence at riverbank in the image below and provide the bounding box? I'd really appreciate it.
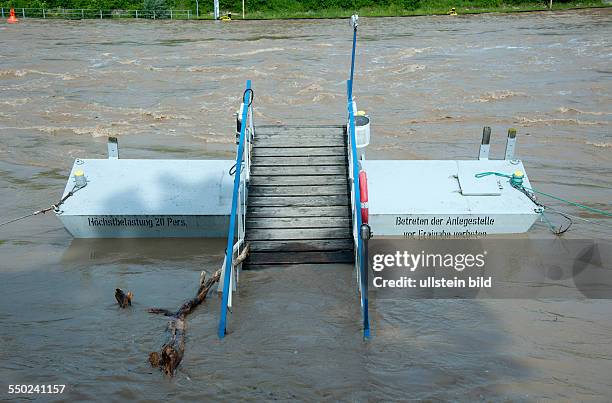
[0,8,203,19]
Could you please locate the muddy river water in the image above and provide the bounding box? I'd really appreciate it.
[0,9,611,401]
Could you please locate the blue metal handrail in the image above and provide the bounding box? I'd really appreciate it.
[218,79,252,339]
[347,95,370,339]
[347,15,358,101]
[347,15,370,339]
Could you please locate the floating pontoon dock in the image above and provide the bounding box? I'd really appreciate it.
[55,15,541,339]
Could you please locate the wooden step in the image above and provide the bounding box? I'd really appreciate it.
[255,126,344,136]
[256,133,345,141]
[250,175,347,186]
[254,137,344,147]
[248,195,349,207]
[252,156,346,166]
[244,125,352,267]
[246,250,354,267]
[246,216,351,229]
[249,185,348,197]
[251,165,347,176]
[248,239,354,252]
[256,124,344,129]
[252,146,346,157]
[247,205,350,218]
[247,227,351,241]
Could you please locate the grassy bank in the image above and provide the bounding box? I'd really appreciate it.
[1,0,609,19]
[242,1,608,19]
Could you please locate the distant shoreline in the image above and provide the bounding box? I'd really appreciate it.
[241,3,610,20]
[2,3,609,21]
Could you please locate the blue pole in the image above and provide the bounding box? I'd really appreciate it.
[347,79,352,100]
[218,80,251,339]
[346,16,369,338]
[361,249,369,337]
[361,229,370,338]
[347,94,369,339]
[348,24,357,101]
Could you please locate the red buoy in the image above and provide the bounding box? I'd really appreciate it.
[7,8,19,23]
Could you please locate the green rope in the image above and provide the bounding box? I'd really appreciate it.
[547,206,611,227]
[474,172,511,179]
[474,171,612,218]
[521,185,612,218]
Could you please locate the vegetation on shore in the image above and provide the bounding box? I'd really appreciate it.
[245,1,609,19]
[0,0,608,19]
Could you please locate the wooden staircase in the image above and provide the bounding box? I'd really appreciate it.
[244,125,354,268]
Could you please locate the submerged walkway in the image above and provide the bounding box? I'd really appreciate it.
[244,125,354,268]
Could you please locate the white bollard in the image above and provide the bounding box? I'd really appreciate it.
[504,128,517,160]
[479,127,491,160]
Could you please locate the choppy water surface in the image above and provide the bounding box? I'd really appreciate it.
[1,9,611,401]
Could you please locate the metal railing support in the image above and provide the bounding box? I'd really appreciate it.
[348,14,358,101]
[348,96,369,339]
[360,224,371,335]
[346,14,370,339]
[219,80,252,339]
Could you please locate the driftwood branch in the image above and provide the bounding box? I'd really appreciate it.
[147,243,250,376]
[148,269,222,376]
[115,288,133,308]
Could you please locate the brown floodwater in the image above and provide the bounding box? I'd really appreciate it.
[0,9,611,401]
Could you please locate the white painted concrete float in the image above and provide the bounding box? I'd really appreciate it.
[363,159,539,238]
[56,158,234,238]
[55,129,539,240]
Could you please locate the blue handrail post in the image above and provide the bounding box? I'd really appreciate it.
[218,79,252,339]
[360,224,371,339]
[348,15,358,101]
[346,14,370,339]
[348,101,369,340]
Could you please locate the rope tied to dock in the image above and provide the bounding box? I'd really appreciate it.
[0,183,86,228]
[475,171,611,235]
[229,161,243,176]
[243,88,254,107]
[229,88,255,177]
